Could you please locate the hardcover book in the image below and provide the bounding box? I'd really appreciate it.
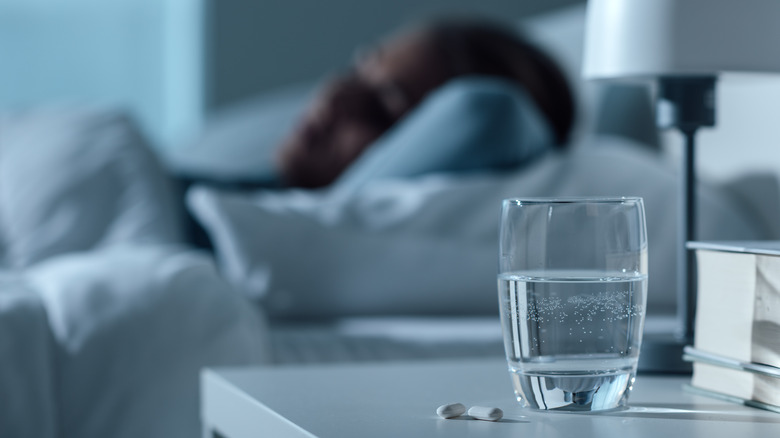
[686,241,780,409]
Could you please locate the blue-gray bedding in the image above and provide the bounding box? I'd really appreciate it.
[333,76,554,193]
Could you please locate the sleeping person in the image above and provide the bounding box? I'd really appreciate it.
[275,18,576,190]
[178,17,578,249]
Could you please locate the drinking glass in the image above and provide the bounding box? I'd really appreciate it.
[498,197,648,411]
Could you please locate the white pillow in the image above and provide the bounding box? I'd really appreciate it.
[0,105,183,268]
[189,184,499,317]
[188,138,766,318]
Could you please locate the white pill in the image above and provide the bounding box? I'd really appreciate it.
[467,406,503,421]
[436,403,467,419]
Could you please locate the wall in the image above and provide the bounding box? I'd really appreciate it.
[690,76,780,182]
[205,0,582,109]
[0,0,204,149]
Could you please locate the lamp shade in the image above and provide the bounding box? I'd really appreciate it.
[583,0,780,79]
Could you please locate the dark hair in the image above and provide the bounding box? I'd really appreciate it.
[424,19,576,147]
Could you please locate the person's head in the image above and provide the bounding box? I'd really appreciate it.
[277,18,575,188]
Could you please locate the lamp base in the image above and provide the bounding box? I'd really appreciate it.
[637,332,692,374]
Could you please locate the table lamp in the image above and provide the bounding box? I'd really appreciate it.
[582,0,780,371]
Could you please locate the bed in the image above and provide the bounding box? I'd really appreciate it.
[0,107,270,438]
[1,5,779,438]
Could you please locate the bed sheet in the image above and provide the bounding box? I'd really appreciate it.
[267,313,680,366]
[0,244,270,438]
[268,316,506,364]
[0,274,56,438]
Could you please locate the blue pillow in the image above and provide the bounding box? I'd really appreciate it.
[332,76,554,194]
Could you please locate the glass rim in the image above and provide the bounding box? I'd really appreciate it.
[502,196,643,206]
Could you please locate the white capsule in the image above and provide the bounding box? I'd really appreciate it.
[467,406,503,421]
[436,403,467,419]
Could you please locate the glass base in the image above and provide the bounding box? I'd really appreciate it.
[510,368,635,411]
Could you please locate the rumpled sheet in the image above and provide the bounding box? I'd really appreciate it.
[0,244,269,438]
[0,274,56,438]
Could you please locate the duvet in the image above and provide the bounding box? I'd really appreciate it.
[0,245,268,438]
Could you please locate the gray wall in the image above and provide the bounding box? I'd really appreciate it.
[206,0,583,109]
[0,0,204,149]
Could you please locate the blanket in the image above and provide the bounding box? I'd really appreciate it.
[0,244,269,438]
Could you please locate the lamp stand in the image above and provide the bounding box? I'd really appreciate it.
[637,76,716,373]
[677,126,699,342]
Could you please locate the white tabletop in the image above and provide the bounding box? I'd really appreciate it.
[201,359,780,438]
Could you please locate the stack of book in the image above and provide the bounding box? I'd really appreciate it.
[684,241,780,412]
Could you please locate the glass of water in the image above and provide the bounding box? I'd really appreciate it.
[498,197,648,411]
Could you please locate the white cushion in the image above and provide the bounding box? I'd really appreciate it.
[0,106,184,267]
[188,138,767,318]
